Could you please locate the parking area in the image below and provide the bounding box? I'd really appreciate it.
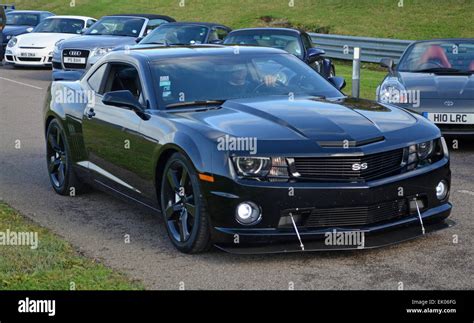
[0,64,473,290]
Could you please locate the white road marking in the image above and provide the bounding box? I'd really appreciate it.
[0,76,43,90]
[457,190,474,196]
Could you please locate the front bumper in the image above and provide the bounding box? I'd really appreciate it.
[205,158,452,254]
[215,205,453,254]
[4,46,53,66]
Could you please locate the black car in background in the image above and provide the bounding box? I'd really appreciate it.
[1,10,54,58]
[44,45,451,254]
[377,39,474,136]
[224,28,335,79]
[136,22,231,46]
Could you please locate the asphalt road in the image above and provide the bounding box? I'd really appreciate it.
[0,64,473,290]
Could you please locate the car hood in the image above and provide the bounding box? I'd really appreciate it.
[398,71,474,100]
[3,25,31,37]
[16,32,80,48]
[58,35,137,50]
[179,97,419,142]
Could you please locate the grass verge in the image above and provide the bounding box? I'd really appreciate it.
[0,202,143,290]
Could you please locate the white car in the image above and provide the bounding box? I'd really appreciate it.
[4,15,96,67]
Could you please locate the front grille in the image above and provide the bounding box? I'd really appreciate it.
[293,149,404,182]
[17,57,42,62]
[19,46,46,49]
[281,199,409,228]
[62,49,89,69]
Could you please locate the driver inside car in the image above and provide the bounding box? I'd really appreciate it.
[222,64,278,98]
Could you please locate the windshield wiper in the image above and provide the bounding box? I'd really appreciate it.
[412,67,472,74]
[166,100,226,109]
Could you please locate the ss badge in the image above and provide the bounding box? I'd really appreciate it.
[352,163,368,171]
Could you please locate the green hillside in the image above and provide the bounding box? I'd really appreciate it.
[9,0,474,40]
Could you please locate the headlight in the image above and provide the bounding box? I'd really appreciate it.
[7,37,17,48]
[53,39,64,54]
[405,139,445,170]
[233,157,271,177]
[377,78,407,104]
[417,140,434,160]
[92,47,113,57]
[232,157,290,180]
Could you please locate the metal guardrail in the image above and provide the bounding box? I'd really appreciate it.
[309,33,414,64]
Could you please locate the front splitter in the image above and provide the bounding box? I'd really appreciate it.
[214,219,455,255]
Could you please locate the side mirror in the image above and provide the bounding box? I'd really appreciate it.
[103,90,145,114]
[328,76,346,90]
[80,28,87,34]
[136,37,144,44]
[380,58,395,74]
[307,47,326,63]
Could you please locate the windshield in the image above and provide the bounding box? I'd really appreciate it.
[6,12,40,26]
[224,32,303,58]
[141,24,208,45]
[398,40,474,73]
[152,53,343,108]
[85,16,145,37]
[34,18,84,34]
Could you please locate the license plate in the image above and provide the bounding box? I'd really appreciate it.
[424,112,474,124]
[20,52,35,57]
[63,57,86,64]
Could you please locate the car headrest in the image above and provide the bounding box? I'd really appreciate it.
[117,68,138,80]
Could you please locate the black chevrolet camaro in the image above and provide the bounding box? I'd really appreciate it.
[44,45,453,254]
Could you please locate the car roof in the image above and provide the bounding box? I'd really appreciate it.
[7,10,53,14]
[46,15,94,20]
[164,21,231,28]
[105,14,176,22]
[409,38,474,44]
[229,27,303,34]
[109,44,288,61]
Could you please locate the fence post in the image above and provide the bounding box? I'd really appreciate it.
[352,47,361,98]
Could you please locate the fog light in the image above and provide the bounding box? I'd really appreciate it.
[436,180,448,200]
[236,202,261,225]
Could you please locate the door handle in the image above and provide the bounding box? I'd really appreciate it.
[86,108,96,119]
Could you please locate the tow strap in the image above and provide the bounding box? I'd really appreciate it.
[414,198,426,235]
[289,212,305,251]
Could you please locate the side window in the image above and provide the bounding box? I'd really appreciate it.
[41,13,53,21]
[103,63,145,105]
[146,19,169,35]
[86,19,96,28]
[87,64,108,94]
[302,34,314,50]
[208,29,219,42]
[216,27,229,40]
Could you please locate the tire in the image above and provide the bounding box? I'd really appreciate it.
[160,152,212,253]
[46,119,85,196]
